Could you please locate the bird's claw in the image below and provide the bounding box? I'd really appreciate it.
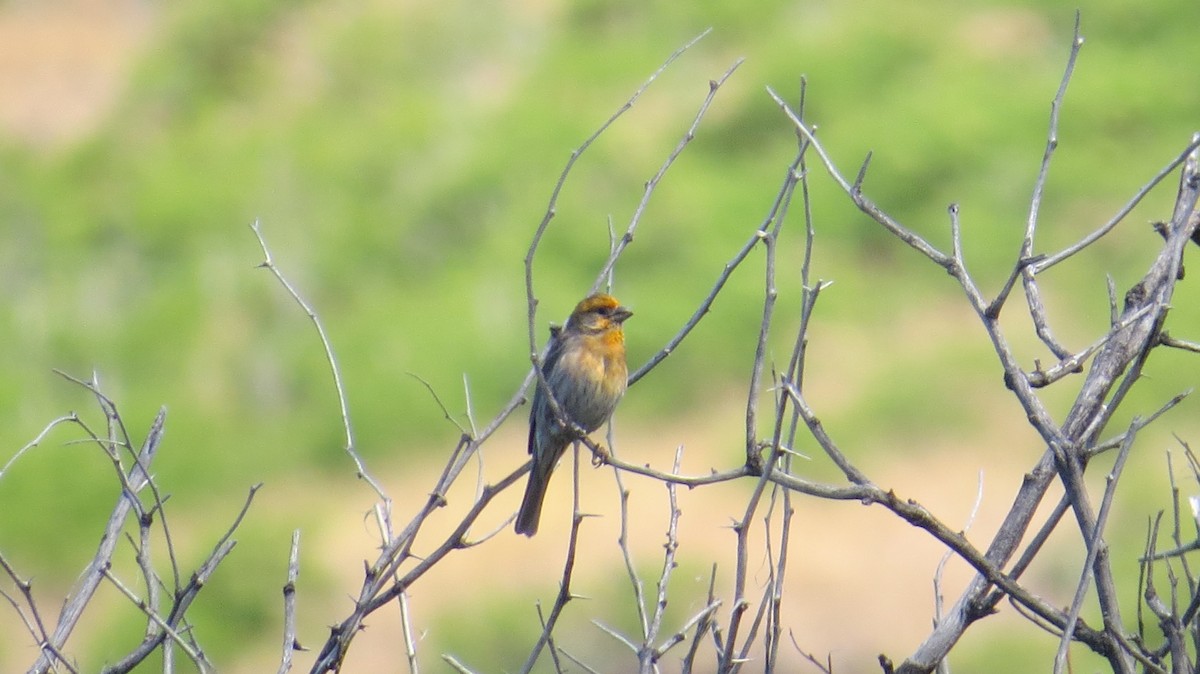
[589,443,610,467]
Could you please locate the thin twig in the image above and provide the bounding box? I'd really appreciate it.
[1054,418,1139,672]
[934,469,985,652]
[408,373,469,436]
[99,568,209,672]
[101,485,261,674]
[592,56,745,295]
[278,529,302,674]
[1034,135,1200,274]
[525,29,713,389]
[0,414,78,481]
[683,565,720,670]
[30,405,166,674]
[250,220,389,503]
[612,446,650,642]
[641,446,686,670]
[399,592,420,674]
[766,88,951,268]
[1015,11,1084,358]
[440,654,480,674]
[520,445,590,673]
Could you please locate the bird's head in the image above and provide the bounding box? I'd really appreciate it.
[566,293,633,336]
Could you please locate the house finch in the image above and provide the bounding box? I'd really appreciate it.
[515,293,633,536]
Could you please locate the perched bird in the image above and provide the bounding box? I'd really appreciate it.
[515,293,633,536]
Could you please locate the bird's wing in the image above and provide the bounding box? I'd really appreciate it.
[528,331,566,455]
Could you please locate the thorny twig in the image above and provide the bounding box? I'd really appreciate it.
[2,377,259,674]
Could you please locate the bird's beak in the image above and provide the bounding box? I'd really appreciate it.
[613,307,633,323]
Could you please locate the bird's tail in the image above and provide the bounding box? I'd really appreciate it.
[515,466,549,537]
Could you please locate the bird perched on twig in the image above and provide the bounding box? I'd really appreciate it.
[515,293,633,536]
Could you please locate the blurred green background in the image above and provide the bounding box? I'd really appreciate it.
[2,0,1200,671]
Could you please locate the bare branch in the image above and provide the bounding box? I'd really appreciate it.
[525,29,713,383]
[278,530,302,674]
[250,220,388,503]
[592,56,745,295]
[398,592,420,674]
[1033,135,1200,274]
[1014,11,1084,358]
[408,372,469,436]
[99,567,211,673]
[30,406,166,674]
[0,414,77,481]
[641,446,686,669]
[612,450,650,642]
[766,88,951,268]
[1054,417,1139,672]
[519,445,591,673]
